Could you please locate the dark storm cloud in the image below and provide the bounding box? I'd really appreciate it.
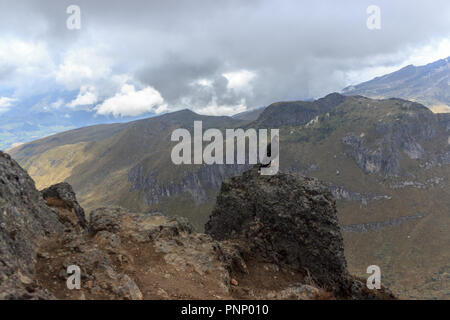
[1,0,449,114]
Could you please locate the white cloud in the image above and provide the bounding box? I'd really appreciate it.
[0,39,54,76]
[0,97,17,112]
[50,98,64,109]
[195,98,247,116]
[95,84,167,117]
[68,86,98,107]
[0,38,55,97]
[223,70,256,91]
[55,47,112,90]
[405,38,450,66]
[195,78,214,87]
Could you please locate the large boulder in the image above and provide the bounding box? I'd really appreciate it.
[0,151,63,299]
[41,182,88,231]
[205,166,349,293]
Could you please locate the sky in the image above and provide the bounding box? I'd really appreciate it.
[0,0,449,118]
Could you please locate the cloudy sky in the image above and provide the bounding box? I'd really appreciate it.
[0,0,449,117]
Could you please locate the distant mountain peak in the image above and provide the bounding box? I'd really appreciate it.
[342,57,450,113]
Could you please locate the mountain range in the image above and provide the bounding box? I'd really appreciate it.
[3,57,449,152]
[9,92,450,299]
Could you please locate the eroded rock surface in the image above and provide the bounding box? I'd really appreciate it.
[0,151,63,299]
[206,166,349,294]
[41,182,88,231]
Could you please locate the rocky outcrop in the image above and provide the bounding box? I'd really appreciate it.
[35,206,250,300]
[89,207,244,294]
[205,167,396,299]
[205,166,350,294]
[0,151,64,299]
[41,182,88,231]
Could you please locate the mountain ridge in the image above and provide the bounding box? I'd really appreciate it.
[342,57,450,113]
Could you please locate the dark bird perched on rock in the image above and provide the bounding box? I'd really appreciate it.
[259,135,279,169]
[259,142,272,168]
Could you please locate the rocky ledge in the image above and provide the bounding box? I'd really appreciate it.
[0,152,395,300]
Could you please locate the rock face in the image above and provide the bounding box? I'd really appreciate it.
[0,151,63,299]
[128,163,248,205]
[342,102,449,176]
[205,166,349,294]
[41,182,88,231]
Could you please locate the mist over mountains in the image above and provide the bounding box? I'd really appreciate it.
[3,56,449,152]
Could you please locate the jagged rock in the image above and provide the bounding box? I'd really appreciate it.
[105,268,143,300]
[41,182,88,231]
[58,246,144,300]
[88,207,243,295]
[205,166,349,294]
[89,207,194,242]
[0,151,63,299]
[89,207,126,234]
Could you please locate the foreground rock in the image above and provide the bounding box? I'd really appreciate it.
[206,166,395,299]
[0,152,395,300]
[206,166,348,293]
[41,182,88,231]
[36,206,248,299]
